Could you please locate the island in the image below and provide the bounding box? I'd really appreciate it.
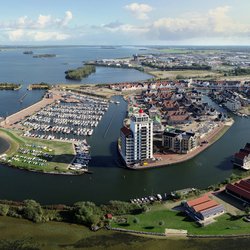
[65,65,96,80]
[0,83,21,90]
[28,82,51,90]
[33,54,56,58]
[23,51,33,55]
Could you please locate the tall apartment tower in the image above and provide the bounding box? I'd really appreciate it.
[120,109,153,166]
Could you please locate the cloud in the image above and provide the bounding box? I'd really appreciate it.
[101,21,149,33]
[8,29,24,41]
[0,11,73,42]
[37,15,52,28]
[59,11,73,26]
[7,29,70,41]
[149,6,250,41]
[125,3,153,20]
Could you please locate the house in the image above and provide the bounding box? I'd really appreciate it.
[165,111,191,125]
[105,214,113,220]
[234,143,250,170]
[183,195,225,223]
[225,179,250,204]
[162,128,198,154]
[225,99,241,111]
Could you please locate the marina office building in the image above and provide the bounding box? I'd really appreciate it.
[120,109,153,166]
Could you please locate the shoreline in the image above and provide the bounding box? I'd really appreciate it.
[0,128,86,176]
[126,119,234,170]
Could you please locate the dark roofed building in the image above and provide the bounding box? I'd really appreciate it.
[162,128,198,154]
[226,179,250,204]
[234,143,250,170]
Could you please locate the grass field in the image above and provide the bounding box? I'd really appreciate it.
[0,128,75,174]
[148,70,222,80]
[111,206,250,235]
[0,216,250,250]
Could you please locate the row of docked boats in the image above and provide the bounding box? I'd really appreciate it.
[69,140,91,171]
[130,194,164,204]
[19,92,110,170]
[21,92,109,141]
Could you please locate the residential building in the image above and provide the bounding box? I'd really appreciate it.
[120,109,153,166]
[162,129,198,154]
[225,99,241,111]
[120,126,134,165]
[234,143,250,170]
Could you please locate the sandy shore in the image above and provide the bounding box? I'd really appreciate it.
[128,119,234,170]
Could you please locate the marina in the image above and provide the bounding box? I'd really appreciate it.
[21,92,109,141]
[4,91,110,171]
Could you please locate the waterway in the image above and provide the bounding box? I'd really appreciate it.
[0,46,249,205]
[0,94,249,205]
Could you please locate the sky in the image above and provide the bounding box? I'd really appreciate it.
[0,0,250,45]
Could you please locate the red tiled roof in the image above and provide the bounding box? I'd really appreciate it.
[186,195,210,207]
[237,180,250,191]
[226,183,250,200]
[193,200,219,213]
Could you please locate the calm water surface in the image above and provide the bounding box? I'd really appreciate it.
[0,47,249,204]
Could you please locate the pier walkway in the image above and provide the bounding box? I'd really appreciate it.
[0,91,61,128]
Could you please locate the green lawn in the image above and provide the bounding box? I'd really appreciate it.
[0,128,75,174]
[111,207,250,235]
[1,216,250,250]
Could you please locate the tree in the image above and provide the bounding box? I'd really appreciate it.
[159,221,165,226]
[73,201,102,227]
[0,204,9,216]
[133,217,139,224]
[22,200,44,223]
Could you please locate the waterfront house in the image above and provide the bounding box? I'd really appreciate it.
[183,195,225,225]
[225,99,241,111]
[162,128,197,154]
[225,179,250,204]
[234,143,250,170]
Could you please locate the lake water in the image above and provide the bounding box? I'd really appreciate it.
[0,46,249,205]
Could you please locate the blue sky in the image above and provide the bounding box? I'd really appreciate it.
[0,0,250,45]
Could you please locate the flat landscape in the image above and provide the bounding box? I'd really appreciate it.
[0,216,250,250]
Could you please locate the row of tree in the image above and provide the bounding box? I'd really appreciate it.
[0,199,148,228]
[0,83,21,90]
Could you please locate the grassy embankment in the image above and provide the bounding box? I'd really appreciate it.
[0,128,75,174]
[111,204,250,235]
[1,216,250,250]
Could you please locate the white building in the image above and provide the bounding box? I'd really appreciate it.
[225,99,241,111]
[120,109,153,166]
